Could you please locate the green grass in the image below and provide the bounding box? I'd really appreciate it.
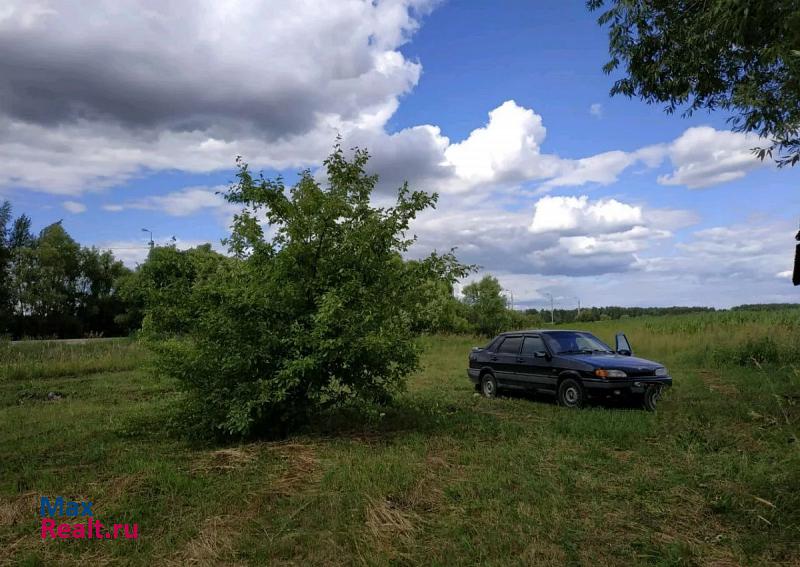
[0,339,148,382]
[1,312,799,565]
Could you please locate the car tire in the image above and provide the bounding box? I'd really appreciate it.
[480,373,498,398]
[557,377,584,408]
[642,385,661,412]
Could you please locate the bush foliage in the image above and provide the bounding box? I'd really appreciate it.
[142,146,469,436]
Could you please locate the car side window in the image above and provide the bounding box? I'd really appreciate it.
[497,336,522,354]
[520,336,545,355]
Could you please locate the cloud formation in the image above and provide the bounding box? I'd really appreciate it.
[104,186,232,217]
[529,196,643,235]
[62,200,86,214]
[0,0,434,192]
[409,193,685,278]
[657,126,767,188]
[0,0,431,134]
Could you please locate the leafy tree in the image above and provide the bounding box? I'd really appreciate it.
[2,204,132,339]
[14,223,83,336]
[589,0,800,166]
[0,201,12,334]
[508,308,543,330]
[404,251,474,334]
[76,248,131,335]
[143,146,468,437]
[9,214,35,250]
[462,275,509,336]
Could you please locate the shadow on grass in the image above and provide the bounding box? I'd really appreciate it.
[301,395,505,441]
[128,388,649,450]
[498,387,649,411]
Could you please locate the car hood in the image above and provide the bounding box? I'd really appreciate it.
[560,353,663,370]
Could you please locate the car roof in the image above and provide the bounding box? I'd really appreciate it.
[497,329,588,336]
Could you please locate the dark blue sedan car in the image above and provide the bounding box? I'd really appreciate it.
[467,330,671,410]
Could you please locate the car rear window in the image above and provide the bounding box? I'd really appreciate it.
[497,336,522,354]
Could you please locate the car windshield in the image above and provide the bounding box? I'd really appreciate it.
[544,331,613,354]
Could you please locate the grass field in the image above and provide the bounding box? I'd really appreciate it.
[1,310,799,565]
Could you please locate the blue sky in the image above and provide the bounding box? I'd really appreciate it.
[1,0,798,308]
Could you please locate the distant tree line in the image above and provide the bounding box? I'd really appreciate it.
[524,305,717,326]
[0,201,135,339]
[1,197,797,343]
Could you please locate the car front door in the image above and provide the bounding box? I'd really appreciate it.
[490,335,523,386]
[516,335,554,390]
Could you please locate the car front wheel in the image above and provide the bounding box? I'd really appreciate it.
[481,374,498,398]
[642,385,662,411]
[557,378,584,408]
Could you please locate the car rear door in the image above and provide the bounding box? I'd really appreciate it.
[516,335,554,390]
[490,335,523,385]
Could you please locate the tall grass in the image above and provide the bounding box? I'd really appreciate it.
[0,339,148,381]
[562,309,800,368]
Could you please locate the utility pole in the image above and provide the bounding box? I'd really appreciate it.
[545,292,554,325]
[502,288,514,310]
[575,296,581,320]
[141,228,154,249]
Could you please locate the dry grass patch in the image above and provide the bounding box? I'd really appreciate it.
[520,536,568,566]
[653,485,742,561]
[402,442,460,514]
[365,496,419,556]
[0,492,37,527]
[90,472,146,507]
[270,442,319,496]
[174,442,321,565]
[179,515,240,566]
[191,445,258,474]
[696,370,740,397]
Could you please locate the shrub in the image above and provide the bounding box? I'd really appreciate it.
[142,146,468,437]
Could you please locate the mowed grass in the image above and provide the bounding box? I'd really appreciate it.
[1,311,799,566]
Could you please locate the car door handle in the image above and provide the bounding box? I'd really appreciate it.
[490,356,498,361]
[516,358,524,362]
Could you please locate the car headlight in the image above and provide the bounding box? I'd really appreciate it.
[595,369,627,378]
[655,367,668,376]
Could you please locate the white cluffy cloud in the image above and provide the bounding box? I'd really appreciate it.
[62,200,86,213]
[529,195,643,235]
[358,102,770,198]
[104,186,232,217]
[443,101,557,188]
[589,103,603,118]
[658,126,767,188]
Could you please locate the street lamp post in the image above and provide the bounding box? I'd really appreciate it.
[141,228,154,249]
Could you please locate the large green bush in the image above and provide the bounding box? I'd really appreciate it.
[142,146,468,437]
